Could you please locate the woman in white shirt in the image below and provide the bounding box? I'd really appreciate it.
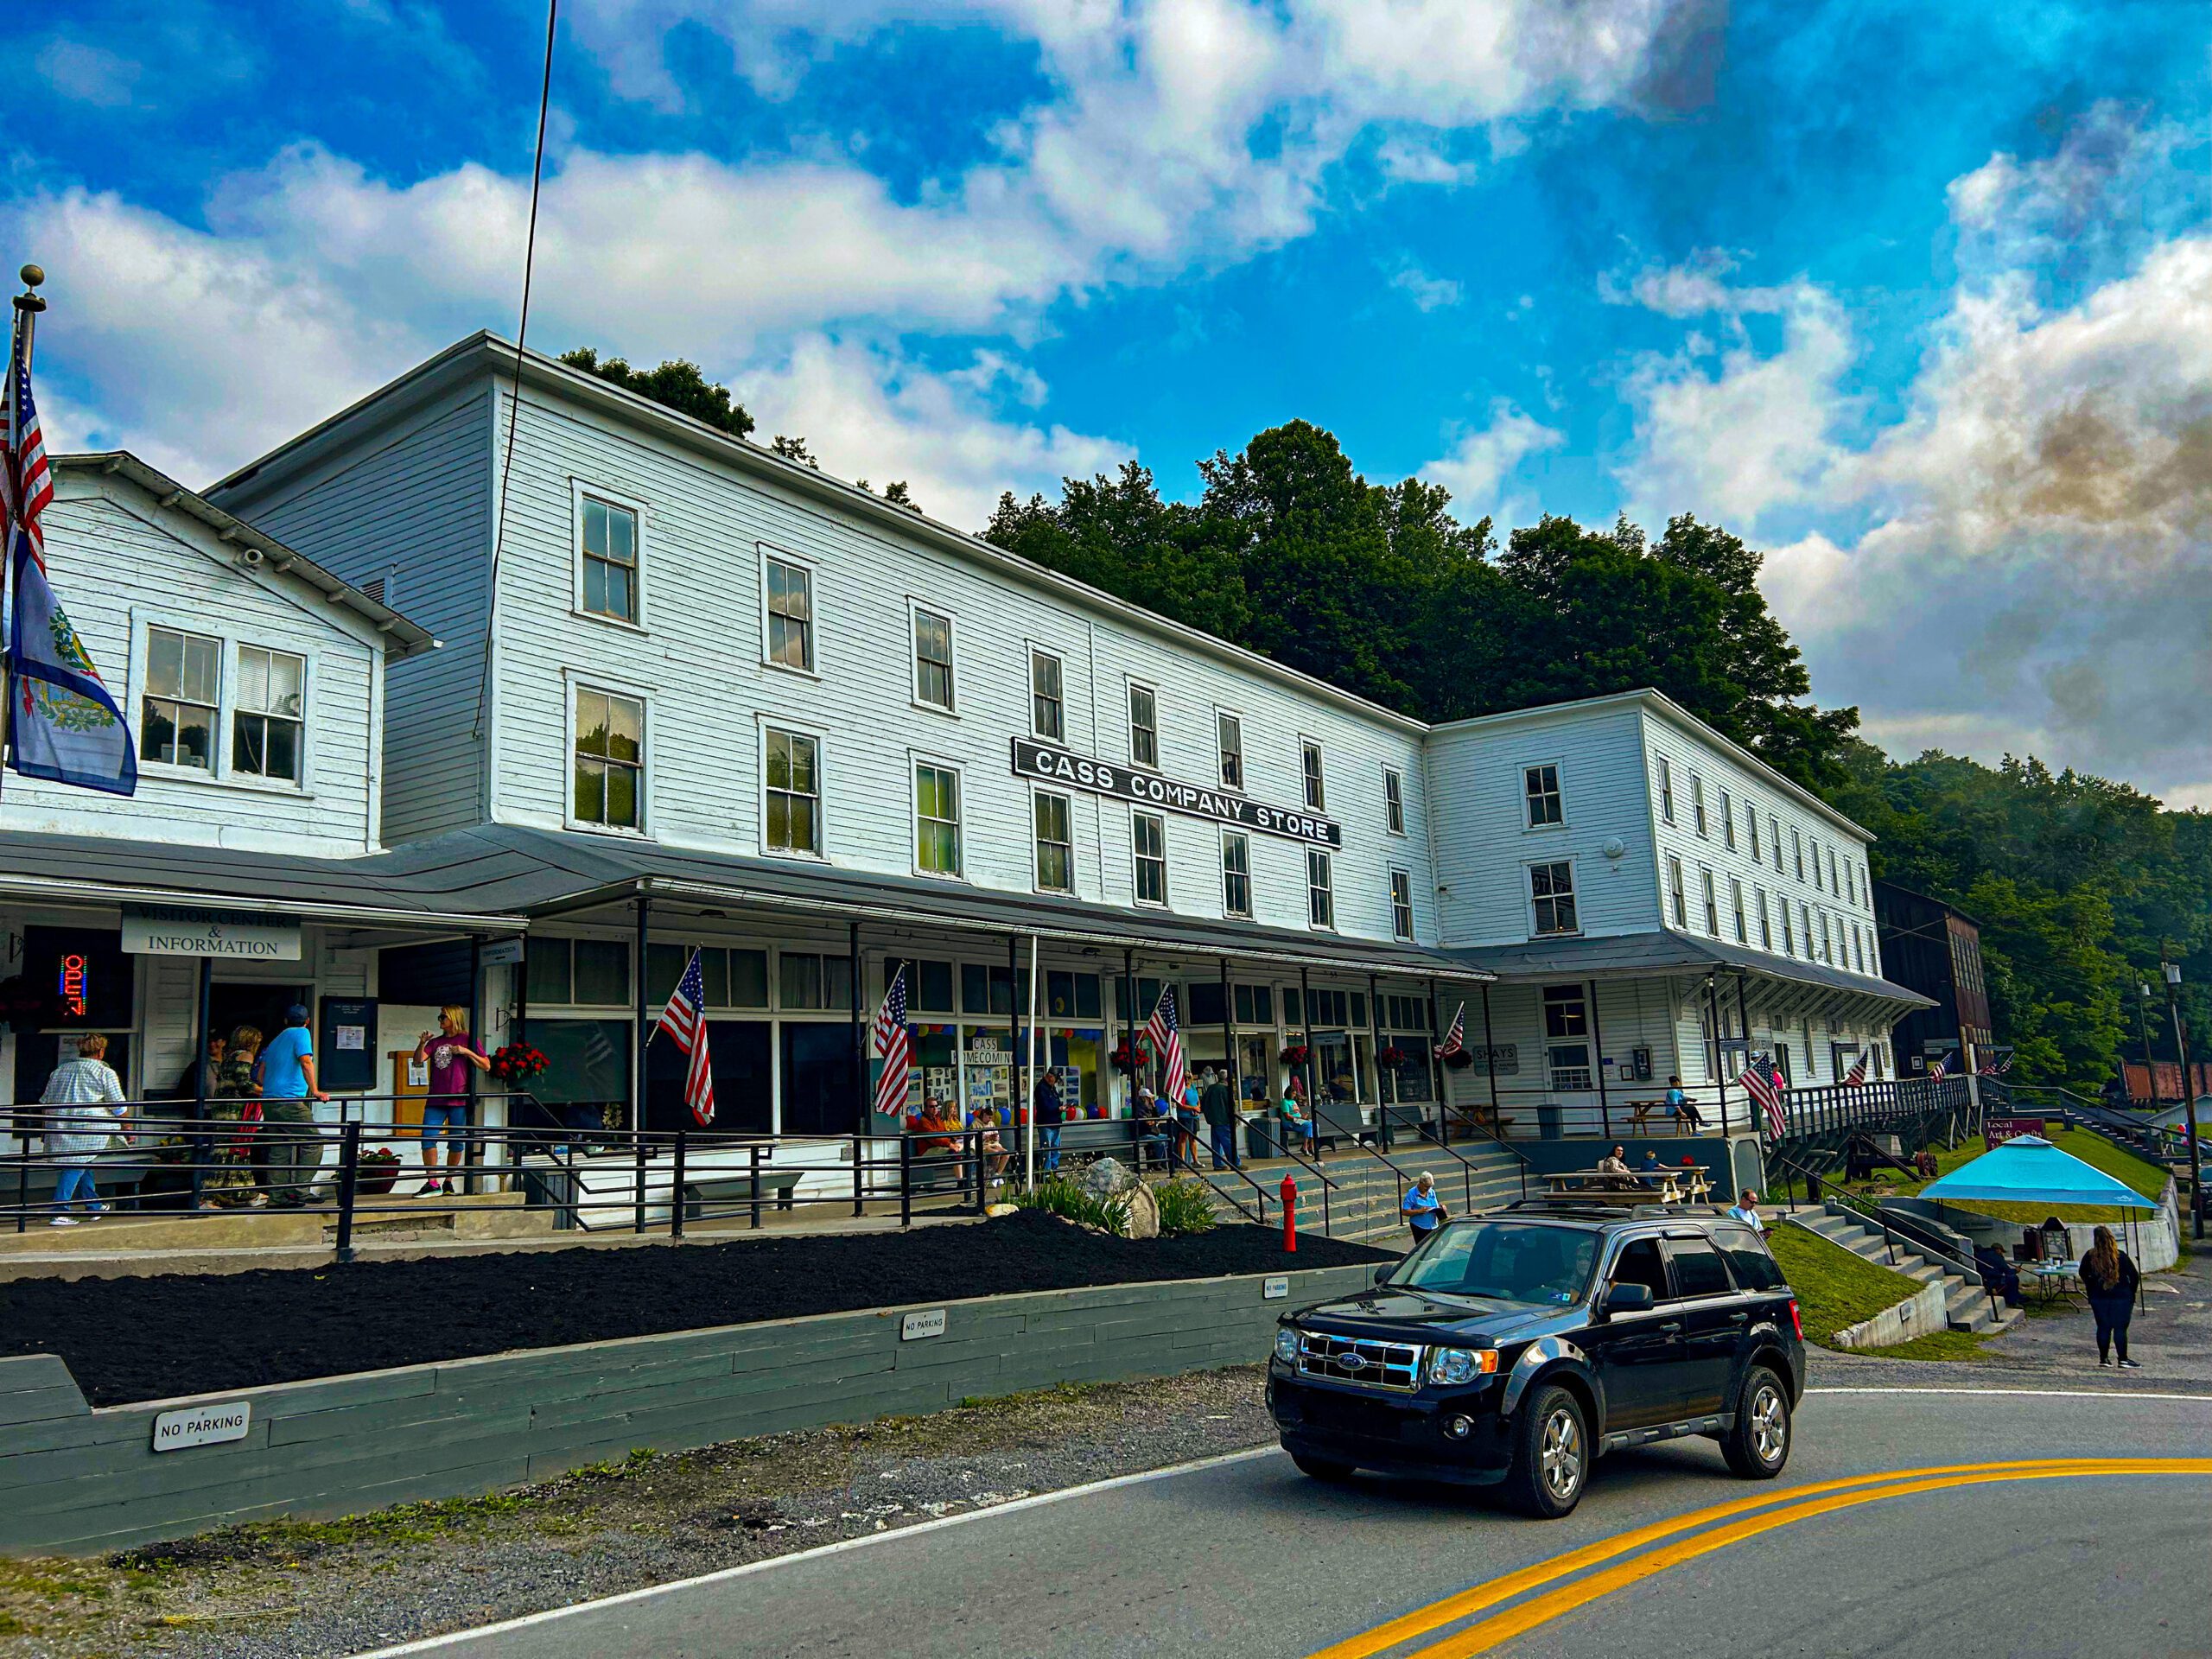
[40,1033,130,1227]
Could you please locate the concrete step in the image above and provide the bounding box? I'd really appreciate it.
[1814,1204,2005,1336]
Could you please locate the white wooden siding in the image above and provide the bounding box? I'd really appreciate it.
[0,480,381,854]
[213,389,493,843]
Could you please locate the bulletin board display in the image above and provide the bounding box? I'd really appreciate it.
[317,997,378,1094]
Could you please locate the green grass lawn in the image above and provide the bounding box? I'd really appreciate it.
[1766,1223,1933,1350]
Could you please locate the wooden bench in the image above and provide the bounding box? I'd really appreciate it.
[685,1167,804,1221]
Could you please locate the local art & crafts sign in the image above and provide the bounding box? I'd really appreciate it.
[1010,738,1342,848]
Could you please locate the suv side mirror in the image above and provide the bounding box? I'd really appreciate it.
[1603,1282,1655,1316]
[1373,1265,1395,1286]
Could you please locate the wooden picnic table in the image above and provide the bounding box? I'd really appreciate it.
[1548,1165,1713,1205]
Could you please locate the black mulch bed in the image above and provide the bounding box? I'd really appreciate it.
[2,1213,1390,1407]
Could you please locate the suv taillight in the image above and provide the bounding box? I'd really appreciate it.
[1788,1298,1803,1339]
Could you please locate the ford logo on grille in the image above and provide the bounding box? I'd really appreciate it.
[1338,1353,1370,1371]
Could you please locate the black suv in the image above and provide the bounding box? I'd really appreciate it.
[1266,1201,1803,1516]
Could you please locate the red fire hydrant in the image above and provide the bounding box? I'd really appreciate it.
[1281,1172,1299,1253]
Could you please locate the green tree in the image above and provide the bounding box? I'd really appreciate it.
[559,347,755,440]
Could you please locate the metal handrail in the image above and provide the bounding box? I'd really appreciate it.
[1412,1109,1530,1205]
[1768,1148,1983,1286]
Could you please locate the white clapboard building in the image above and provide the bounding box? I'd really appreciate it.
[165,334,1929,1153]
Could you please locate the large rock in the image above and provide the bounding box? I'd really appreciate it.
[1124,1180,1160,1240]
[1077,1156,1135,1201]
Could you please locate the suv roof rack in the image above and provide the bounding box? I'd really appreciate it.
[1496,1197,1734,1221]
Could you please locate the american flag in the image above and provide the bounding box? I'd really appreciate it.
[873,966,912,1120]
[1147,988,1186,1105]
[2,324,54,568]
[1741,1055,1786,1140]
[1979,1048,2012,1076]
[1928,1053,1949,1083]
[654,950,715,1127]
[1433,1001,1465,1059]
[1845,1054,1866,1087]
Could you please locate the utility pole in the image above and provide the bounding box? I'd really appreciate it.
[2163,958,2202,1240]
[2134,982,2158,1108]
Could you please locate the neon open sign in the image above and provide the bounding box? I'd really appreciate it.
[57,953,88,1019]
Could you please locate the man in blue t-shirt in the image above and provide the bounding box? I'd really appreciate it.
[256,1006,328,1208]
[1401,1173,1447,1243]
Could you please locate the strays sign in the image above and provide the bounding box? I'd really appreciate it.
[1010,738,1342,849]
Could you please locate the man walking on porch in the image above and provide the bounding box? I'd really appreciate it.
[257,1005,328,1208]
[1201,1067,1239,1171]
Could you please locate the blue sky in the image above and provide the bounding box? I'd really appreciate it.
[10,0,2212,798]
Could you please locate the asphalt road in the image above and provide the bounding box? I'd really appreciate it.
[358,1385,2212,1659]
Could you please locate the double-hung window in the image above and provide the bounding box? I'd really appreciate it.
[1793,828,1806,882]
[579,495,639,623]
[1656,756,1675,823]
[1384,766,1406,835]
[1756,886,1772,950]
[912,606,955,710]
[765,556,814,671]
[1217,713,1243,789]
[1700,868,1719,936]
[1730,877,1747,943]
[1033,791,1073,893]
[142,626,219,770]
[1827,845,1840,895]
[1748,810,1762,862]
[1531,861,1578,935]
[915,762,962,875]
[1389,869,1414,941]
[1524,764,1562,828]
[232,645,305,783]
[1666,855,1687,928]
[1770,814,1783,871]
[1031,649,1064,741]
[1221,831,1251,918]
[1306,848,1335,928]
[1301,741,1325,812]
[1801,901,1815,957]
[1129,684,1159,768]
[1721,790,1737,850]
[1133,810,1167,905]
[1819,911,1833,963]
[574,688,645,830]
[764,727,820,854]
[1780,897,1796,954]
[1691,773,1708,836]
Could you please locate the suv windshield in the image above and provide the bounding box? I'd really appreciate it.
[1389,1221,1599,1306]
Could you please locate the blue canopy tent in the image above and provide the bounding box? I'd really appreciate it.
[1921,1135,2161,1309]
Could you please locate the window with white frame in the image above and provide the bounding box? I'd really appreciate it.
[1701,868,1719,935]
[1306,847,1335,928]
[1134,810,1167,905]
[1216,711,1243,790]
[1801,901,1814,957]
[915,761,962,875]
[1770,813,1783,871]
[579,494,639,623]
[1793,827,1806,881]
[1301,740,1325,811]
[1748,808,1762,862]
[573,687,645,830]
[912,606,955,710]
[1033,790,1073,893]
[232,645,305,783]
[1524,763,1562,828]
[1129,683,1159,768]
[1721,789,1737,850]
[1384,766,1407,835]
[764,556,814,671]
[1827,844,1840,895]
[1531,861,1578,935]
[764,726,820,854]
[1222,830,1252,918]
[142,625,220,770]
[1656,755,1675,823]
[1389,868,1414,940]
[1781,896,1795,953]
[1691,772,1708,836]
[1819,910,1833,963]
[1667,855,1687,928]
[1756,885,1772,950]
[1855,926,1867,974]
[1030,649,1063,741]
[1730,876,1747,943]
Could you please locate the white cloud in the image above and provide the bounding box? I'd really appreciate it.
[735,337,1128,528]
[1388,263,1464,312]
[1420,400,1563,516]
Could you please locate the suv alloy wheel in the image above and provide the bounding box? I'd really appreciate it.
[1721,1364,1791,1478]
[1505,1383,1588,1517]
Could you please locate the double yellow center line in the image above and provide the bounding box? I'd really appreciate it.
[1307,1457,2212,1659]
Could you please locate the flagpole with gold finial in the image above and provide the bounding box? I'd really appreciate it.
[0,264,45,798]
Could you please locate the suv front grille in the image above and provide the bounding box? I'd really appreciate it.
[1294,1332,1425,1393]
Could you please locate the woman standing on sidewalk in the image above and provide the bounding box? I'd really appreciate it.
[2079,1224,2141,1370]
[39,1034,130,1226]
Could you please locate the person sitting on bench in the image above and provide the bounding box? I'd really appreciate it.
[1664,1076,1705,1132]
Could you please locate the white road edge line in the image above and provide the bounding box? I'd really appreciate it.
[346,1444,1287,1657]
[1810,1388,2212,1403]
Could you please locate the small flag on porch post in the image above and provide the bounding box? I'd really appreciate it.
[1147,988,1186,1105]
[1845,1054,1866,1087]
[1433,1001,1465,1058]
[1928,1053,1949,1083]
[873,966,912,1121]
[3,297,137,796]
[653,949,715,1127]
[1741,1055,1786,1140]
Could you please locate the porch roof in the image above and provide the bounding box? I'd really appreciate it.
[1440,929,1935,1008]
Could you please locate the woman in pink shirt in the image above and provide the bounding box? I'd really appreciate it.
[414,1006,490,1195]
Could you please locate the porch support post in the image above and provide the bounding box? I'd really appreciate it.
[190,956,213,1212]
[1427,980,1447,1141]
[849,920,865,1136]
[467,931,484,1192]
[1220,958,1236,1102]
[631,892,650,1135]
[1366,972,1384,1137]
[1122,947,1137,1109]
[1007,933,1023,1172]
[1480,982,1501,1126]
[1736,974,1754,1135]
[1587,978,1611,1141]
[1300,963,1319,1132]
[1710,976,1729,1135]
